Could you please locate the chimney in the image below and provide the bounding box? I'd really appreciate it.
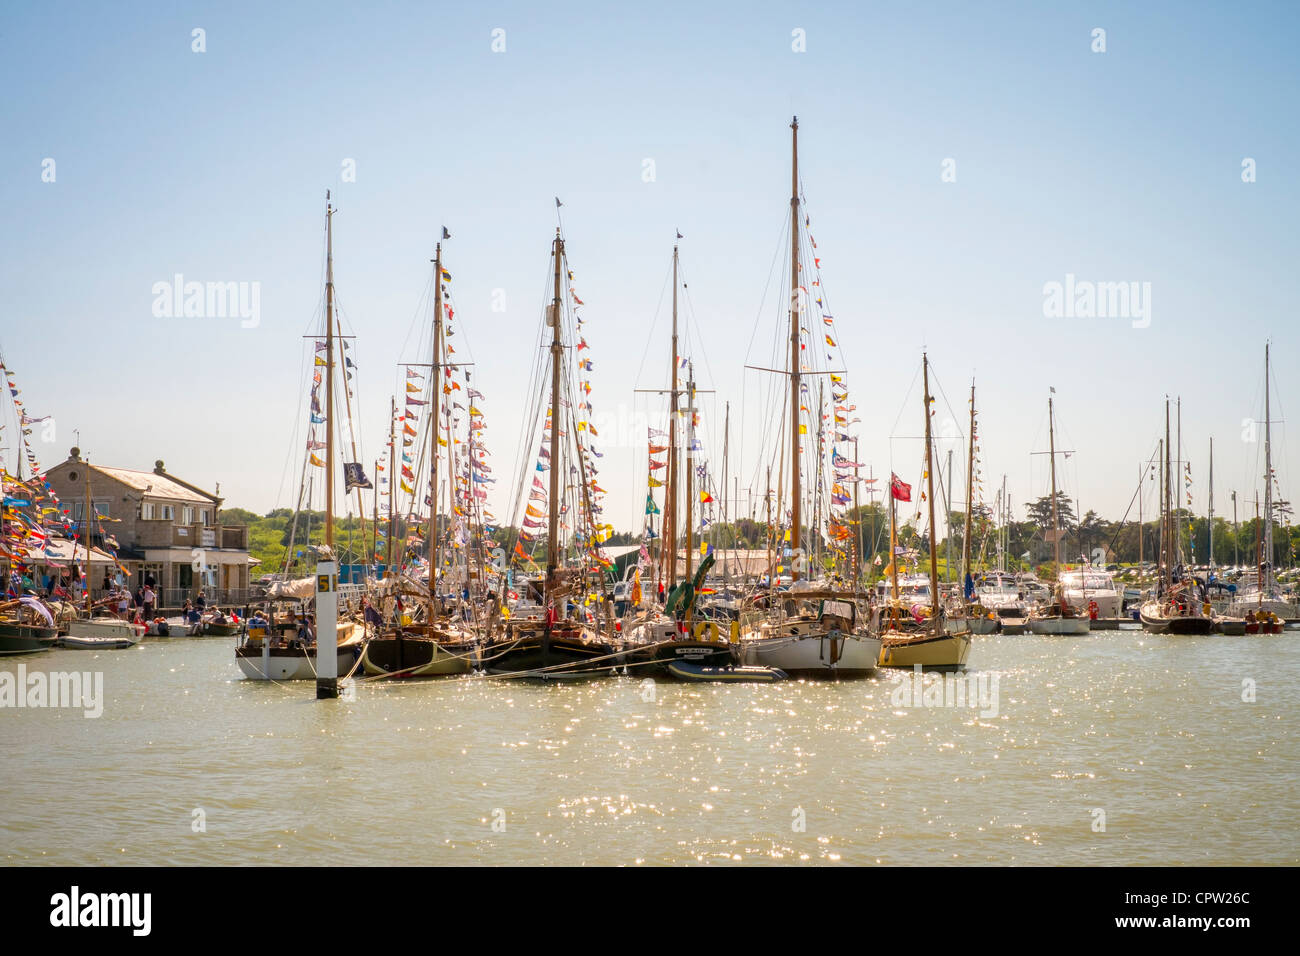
[154,460,166,475]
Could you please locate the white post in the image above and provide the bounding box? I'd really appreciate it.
[316,559,339,699]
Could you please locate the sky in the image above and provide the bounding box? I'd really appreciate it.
[2,1,1298,538]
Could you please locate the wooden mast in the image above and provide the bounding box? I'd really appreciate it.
[1263,343,1274,588]
[788,116,803,583]
[721,400,730,580]
[923,354,940,636]
[1048,395,1061,577]
[545,231,564,601]
[427,241,444,590]
[962,381,976,596]
[1163,400,1172,596]
[853,437,862,585]
[665,243,680,591]
[324,192,336,549]
[386,397,396,575]
[684,362,695,619]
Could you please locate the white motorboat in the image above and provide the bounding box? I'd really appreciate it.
[65,616,145,641]
[1060,568,1124,619]
[58,633,137,650]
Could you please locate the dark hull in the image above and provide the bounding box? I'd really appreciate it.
[484,627,622,680]
[361,635,476,677]
[627,639,735,676]
[1165,617,1215,635]
[0,622,57,655]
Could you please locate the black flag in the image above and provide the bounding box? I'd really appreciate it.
[676,229,683,239]
[344,462,373,491]
[555,196,563,208]
[442,226,450,240]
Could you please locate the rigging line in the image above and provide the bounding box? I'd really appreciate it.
[631,257,672,388]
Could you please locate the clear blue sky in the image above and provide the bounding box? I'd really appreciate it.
[2,1,1297,535]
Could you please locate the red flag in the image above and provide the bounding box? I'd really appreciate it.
[890,473,912,502]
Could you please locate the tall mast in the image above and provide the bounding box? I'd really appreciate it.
[386,396,396,574]
[945,449,953,584]
[923,354,940,636]
[427,241,444,587]
[684,362,696,609]
[1263,343,1274,587]
[1048,395,1061,576]
[1170,400,1180,595]
[371,458,379,581]
[721,401,730,579]
[963,381,976,593]
[1138,461,1144,568]
[1208,437,1215,570]
[324,192,336,548]
[853,437,862,585]
[788,115,803,582]
[1175,397,1182,565]
[546,232,564,598]
[665,243,681,590]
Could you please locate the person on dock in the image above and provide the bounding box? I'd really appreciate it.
[142,584,156,618]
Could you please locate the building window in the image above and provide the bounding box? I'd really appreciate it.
[200,509,210,526]
[141,502,155,520]
[160,505,174,521]
[183,506,193,525]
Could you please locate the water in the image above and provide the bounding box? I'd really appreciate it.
[1,629,1295,865]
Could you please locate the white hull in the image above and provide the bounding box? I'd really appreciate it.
[1027,616,1091,635]
[66,618,145,640]
[741,633,882,676]
[878,630,972,670]
[236,648,356,681]
[951,615,999,635]
[58,634,137,649]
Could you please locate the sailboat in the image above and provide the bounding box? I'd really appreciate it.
[1140,398,1213,634]
[623,244,737,676]
[951,381,999,634]
[737,118,882,677]
[361,235,479,677]
[481,229,624,680]
[236,193,364,680]
[1027,393,1091,635]
[0,353,59,654]
[878,353,972,670]
[1227,344,1293,626]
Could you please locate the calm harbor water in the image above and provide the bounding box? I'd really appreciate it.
[1,629,1295,866]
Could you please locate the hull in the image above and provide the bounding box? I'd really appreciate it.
[484,625,623,680]
[66,618,145,641]
[955,615,1000,635]
[360,635,476,677]
[0,622,56,656]
[58,634,137,649]
[1139,602,1214,635]
[878,630,971,670]
[203,622,245,637]
[235,645,358,681]
[741,632,882,677]
[1028,615,1090,635]
[628,638,736,675]
[999,617,1029,635]
[1215,619,1246,636]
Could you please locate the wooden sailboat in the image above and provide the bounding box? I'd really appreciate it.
[482,229,623,680]
[1140,398,1213,634]
[361,235,478,677]
[878,353,972,670]
[738,117,882,677]
[952,381,998,634]
[1027,393,1091,635]
[236,193,363,680]
[624,246,736,676]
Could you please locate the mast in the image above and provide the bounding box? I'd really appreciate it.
[1255,493,1263,608]
[788,115,803,582]
[1170,400,1180,595]
[371,459,379,582]
[1138,461,1144,568]
[1263,343,1274,587]
[386,397,396,575]
[853,437,862,585]
[923,355,940,636]
[684,362,696,615]
[889,484,899,601]
[545,232,564,600]
[963,381,976,596]
[1208,437,1215,570]
[1048,395,1061,577]
[944,448,953,584]
[427,241,444,589]
[721,401,730,580]
[1175,397,1182,565]
[83,461,92,615]
[324,193,336,549]
[665,243,680,589]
